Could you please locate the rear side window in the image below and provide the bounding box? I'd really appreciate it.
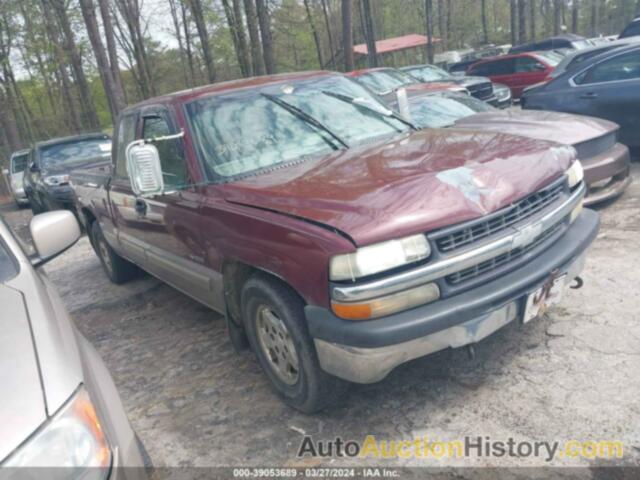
[579,51,640,84]
[10,153,29,174]
[115,113,138,180]
[515,56,545,73]
[471,58,514,76]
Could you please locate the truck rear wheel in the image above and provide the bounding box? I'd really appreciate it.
[241,273,348,413]
[91,222,139,284]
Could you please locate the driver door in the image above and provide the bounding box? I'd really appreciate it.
[136,106,223,309]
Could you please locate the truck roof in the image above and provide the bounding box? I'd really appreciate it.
[125,71,336,111]
[34,132,110,149]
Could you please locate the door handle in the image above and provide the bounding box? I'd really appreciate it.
[134,198,147,216]
[580,92,598,99]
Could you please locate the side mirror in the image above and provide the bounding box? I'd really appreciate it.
[30,163,39,173]
[30,211,81,266]
[126,142,164,197]
[2,168,8,176]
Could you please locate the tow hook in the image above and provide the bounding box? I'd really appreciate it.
[570,276,584,290]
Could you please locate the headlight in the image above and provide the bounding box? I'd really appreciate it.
[495,86,511,101]
[44,174,70,186]
[566,160,584,188]
[330,234,431,281]
[3,387,111,475]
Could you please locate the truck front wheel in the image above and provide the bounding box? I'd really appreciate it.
[91,222,139,284]
[241,273,348,413]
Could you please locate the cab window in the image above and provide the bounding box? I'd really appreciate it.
[142,115,187,189]
[115,113,138,180]
[515,56,546,73]
[580,51,640,84]
[471,58,514,76]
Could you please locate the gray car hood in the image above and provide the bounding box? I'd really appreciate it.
[453,110,618,146]
[0,285,47,462]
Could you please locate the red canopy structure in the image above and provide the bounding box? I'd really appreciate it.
[353,34,441,56]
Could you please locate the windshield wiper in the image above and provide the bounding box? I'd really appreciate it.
[260,93,348,150]
[322,90,417,131]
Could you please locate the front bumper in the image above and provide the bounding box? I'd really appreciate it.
[582,142,632,206]
[306,209,599,383]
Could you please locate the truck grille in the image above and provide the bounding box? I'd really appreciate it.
[446,222,563,285]
[467,82,494,100]
[433,177,565,254]
[573,131,616,160]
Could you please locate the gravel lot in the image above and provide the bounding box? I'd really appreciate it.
[2,164,639,474]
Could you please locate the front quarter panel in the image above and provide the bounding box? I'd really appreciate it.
[199,189,354,308]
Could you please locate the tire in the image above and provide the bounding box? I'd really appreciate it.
[242,273,349,413]
[91,221,139,284]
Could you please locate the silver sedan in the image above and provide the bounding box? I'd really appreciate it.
[0,210,146,478]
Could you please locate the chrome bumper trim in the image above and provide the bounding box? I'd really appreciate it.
[332,180,585,303]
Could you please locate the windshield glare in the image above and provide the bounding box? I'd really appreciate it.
[357,70,416,94]
[39,138,111,169]
[534,50,564,66]
[409,94,494,129]
[10,153,29,174]
[187,76,408,180]
[406,66,452,82]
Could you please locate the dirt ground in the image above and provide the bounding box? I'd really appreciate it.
[2,165,639,474]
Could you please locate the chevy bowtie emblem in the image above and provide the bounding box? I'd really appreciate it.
[512,222,544,249]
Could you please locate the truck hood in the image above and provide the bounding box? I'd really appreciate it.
[453,110,618,146]
[222,129,575,247]
[0,285,47,463]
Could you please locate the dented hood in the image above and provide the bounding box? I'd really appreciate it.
[453,110,619,146]
[222,129,575,246]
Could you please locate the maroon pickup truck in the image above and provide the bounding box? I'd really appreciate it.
[71,71,599,412]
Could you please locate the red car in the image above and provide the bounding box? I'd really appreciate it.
[71,71,597,412]
[467,51,564,99]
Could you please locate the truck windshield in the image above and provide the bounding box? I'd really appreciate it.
[10,153,29,174]
[355,70,417,94]
[405,66,452,82]
[409,93,495,129]
[186,75,408,180]
[40,138,112,170]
